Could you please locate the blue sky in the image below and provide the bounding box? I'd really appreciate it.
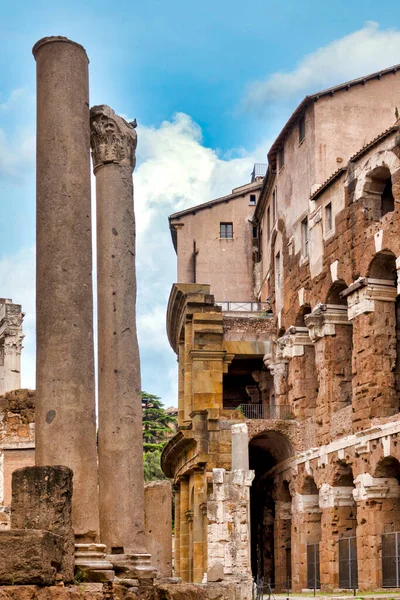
[1,1,400,406]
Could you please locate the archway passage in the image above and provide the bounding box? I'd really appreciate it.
[249,431,294,587]
[364,166,395,220]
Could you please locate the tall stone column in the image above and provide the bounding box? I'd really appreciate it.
[90,105,154,579]
[32,36,101,544]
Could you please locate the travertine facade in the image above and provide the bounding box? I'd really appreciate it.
[163,64,400,592]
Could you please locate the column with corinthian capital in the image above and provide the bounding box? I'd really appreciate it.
[90,105,155,579]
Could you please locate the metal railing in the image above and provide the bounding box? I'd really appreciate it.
[238,404,294,420]
[216,301,271,313]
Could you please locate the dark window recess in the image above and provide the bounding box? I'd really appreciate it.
[220,222,233,239]
[299,117,306,143]
[252,226,258,239]
[249,194,256,205]
[382,176,395,216]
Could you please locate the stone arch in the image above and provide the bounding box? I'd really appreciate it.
[353,149,400,211]
[295,305,311,326]
[301,475,319,495]
[249,430,295,584]
[331,460,354,487]
[374,456,400,482]
[325,280,348,306]
[367,250,397,280]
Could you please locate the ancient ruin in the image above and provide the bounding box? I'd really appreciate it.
[163,63,400,593]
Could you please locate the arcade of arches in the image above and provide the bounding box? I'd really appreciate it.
[163,131,400,592]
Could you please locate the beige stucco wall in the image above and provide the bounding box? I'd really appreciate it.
[314,73,400,187]
[172,183,261,302]
[257,71,400,300]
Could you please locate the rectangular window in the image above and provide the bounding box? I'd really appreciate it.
[273,187,277,222]
[325,202,333,232]
[301,217,309,257]
[249,194,256,205]
[252,226,258,239]
[275,252,281,290]
[267,207,271,241]
[220,222,233,239]
[299,116,306,143]
[278,147,284,170]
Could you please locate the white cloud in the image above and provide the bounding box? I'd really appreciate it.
[0,128,35,179]
[134,113,269,406]
[243,21,400,110]
[0,89,25,111]
[0,112,269,407]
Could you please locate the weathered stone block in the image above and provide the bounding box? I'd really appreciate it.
[145,480,172,578]
[154,583,206,600]
[0,529,62,585]
[11,466,74,583]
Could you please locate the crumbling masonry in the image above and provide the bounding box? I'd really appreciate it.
[163,64,400,592]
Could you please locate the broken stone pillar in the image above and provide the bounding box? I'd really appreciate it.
[0,300,24,395]
[90,105,154,579]
[231,423,249,471]
[179,477,190,582]
[32,35,111,576]
[11,465,74,583]
[207,468,254,600]
[145,481,173,578]
[343,278,397,431]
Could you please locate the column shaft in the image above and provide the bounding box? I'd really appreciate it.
[91,105,144,554]
[33,36,99,540]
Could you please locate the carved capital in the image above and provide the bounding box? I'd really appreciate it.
[353,473,400,502]
[277,326,313,358]
[305,303,350,341]
[90,105,137,173]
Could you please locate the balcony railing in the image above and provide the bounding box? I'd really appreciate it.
[216,301,272,313]
[238,404,294,420]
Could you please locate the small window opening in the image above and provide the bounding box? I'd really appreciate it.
[301,217,309,258]
[249,194,256,205]
[278,147,284,170]
[325,203,333,232]
[382,176,395,216]
[220,222,233,239]
[299,117,306,143]
[267,207,271,241]
[273,187,277,222]
[275,252,281,290]
[252,226,258,239]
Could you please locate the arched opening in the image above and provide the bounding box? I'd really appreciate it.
[364,166,395,220]
[374,456,400,483]
[301,476,319,495]
[298,476,321,590]
[367,251,397,280]
[249,431,295,588]
[372,458,400,587]
[326,281,348,306]
[295,305,311,326]
[366,251,399,415]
